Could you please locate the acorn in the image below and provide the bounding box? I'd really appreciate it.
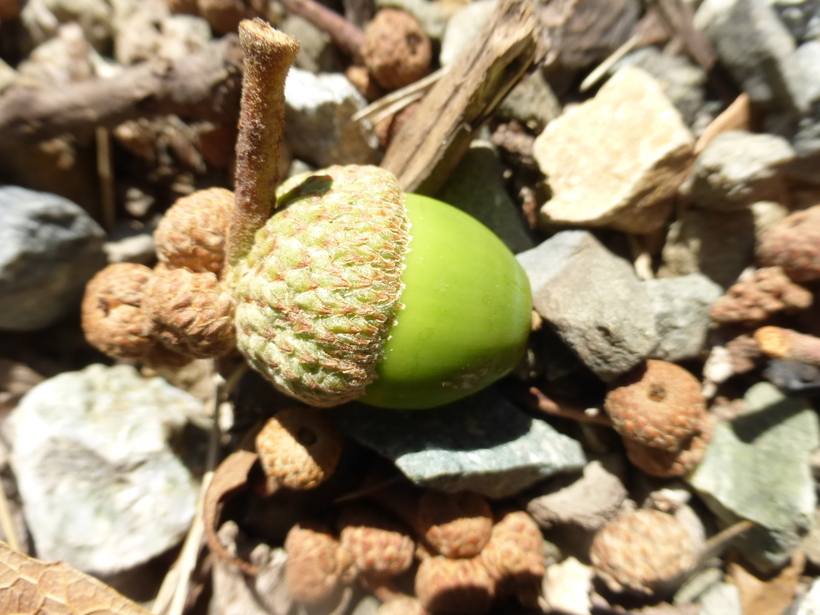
[231,164,532,409]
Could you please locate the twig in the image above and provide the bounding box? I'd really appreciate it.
[352,66,448,124]
[579,34,640,92]
[528,386,613,426]
[0,480,20,552]
[277,0,365,61]
[96,126,116,234]
[226,19,300,270]
[694,519,754,571]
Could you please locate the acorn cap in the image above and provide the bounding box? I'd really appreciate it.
[416,490,493,559]
[232,165,532,409]
[337,502,416,576]
[284,521,355,605]
[414,555,496,615]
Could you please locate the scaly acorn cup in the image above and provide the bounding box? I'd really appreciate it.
[231,165,532,409]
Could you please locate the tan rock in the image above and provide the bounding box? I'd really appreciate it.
[533,66,694,234]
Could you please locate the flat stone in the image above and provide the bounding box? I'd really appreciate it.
[517,230,657,381]
[688,382,819,573]
[0,185,106,331]
[695,0,797,109]
[525,455,628,532]
[644,273,723,362]
[334,388,586,499]
[533,66,694,234]
[680,131,795,210]
[284,67,380,168]
[437,140,534,254]
[659,207,756,289]
[7,364,200,574]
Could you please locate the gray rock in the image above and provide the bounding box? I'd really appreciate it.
[534,67,694,234]
[614,46,707,126]
[334,389,586,499]
[517,231,658,381]
[699,582,743,615]
[7,364,200,574]
[284,67,380,168]
[439,0,497,66]
[680,131,796,210]
[770,0,820,43]
[280,13,344,74]
[496,69,562,132]
[437,140,534,254]
[688,382,819,573]
[659,207,756,289]
[645,274,723,362]
[0,185,106,331]
[695,0,797,109]
[525,455,628,532]
[21,0,114,52]
[784,41,820,114]
[792,114,820,184]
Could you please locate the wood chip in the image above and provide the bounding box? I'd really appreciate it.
[694,93,752,155]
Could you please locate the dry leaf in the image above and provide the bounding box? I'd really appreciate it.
[0,541,151,615]
[204,450,260,575]
[727,550,805,615]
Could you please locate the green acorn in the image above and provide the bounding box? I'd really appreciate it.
[231,165,532,409]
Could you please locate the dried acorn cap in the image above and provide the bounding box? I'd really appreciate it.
[416,490,493,559]
[362,8,432,91]
[255,407,343,490]
[154,187,234,275]
[337,502,416,576]
[143,267,236,359]
[623,414,715,478]
[82,263,157,359]
[757,204,820,282]
[232,165,532,409]
[605,360,705,452]
[590,509,696,595]
[415,555,496,615]
[284,521,355,605]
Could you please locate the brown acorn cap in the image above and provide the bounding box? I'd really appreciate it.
[605,360,705,452]
[416,490,494,559]
[337,502,415,577]
[255,407,343,490]
[414,555,496,615]
[590,509,696,595]
[284,521,355,605]
[623,414,715,478]
[231,165,410,407]
[757,204,820,282]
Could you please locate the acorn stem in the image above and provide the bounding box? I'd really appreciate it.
[227,19,300,270]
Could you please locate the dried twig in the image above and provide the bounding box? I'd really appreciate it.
[528,386,613,426]
[277,0,365,61]
[352,66,448,124]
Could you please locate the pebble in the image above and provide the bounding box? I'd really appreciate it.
[698,582,743,615]
[533,66,694,234]
[525,455,628,533]
[157,14,212,61]
[784,40,820,115]
[770,0,820,44]
[20,0,114,51]
[517,230,658,381]
[7,364,200,574]
[495,69,562,132]
[436,140,534,254]
[614,46,707,127]
[280,13,344,74]
[439,0,497,66]
[284,67,380,168]
[764,360,820,395]
[679,131,796,210]
[659,207,756,289]
[542,557,594,615]
[334,388,587,499]
[644,273,723,363]
[688,382,819,573]
[793,576,820,615]
[0,185,106,331]
[695,0,798,109]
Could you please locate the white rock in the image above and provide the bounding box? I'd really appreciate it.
[439,0,497,66]
[543,557,594,615]
[534,66,694,233]
[8,364,200,574]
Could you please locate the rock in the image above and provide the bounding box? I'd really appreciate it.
[793,114,820,185]
[801,508,820,568]
[699,582,743,615]
[439,0,497,66]
[280,13,344,74]
[688,382,819,573]
[7,364,200,574]
[525,455,628,532]
[764,360,820,395]
[542,557,594,615]
[674,566,725,606]
[284,67,380,168]
[334,388,586,499]
[436,140,534,254]
[533,66,694,234]
[110,0,167,65]
[695,0,797,109]
[614,46,707,126]
[17,23,98,86]
[20,0,114,52]
[644,274,723,362]
[659,207,756,289]
[770,0,820,44]
[752,200,790,241]
[784,41,820,115]
[517,230,658,381]
[496,69,562,132]
[157,14,212,61]
[0,186,106,331]
[103,224,156,265]
[679,131,795,210]
[0,58,17,94]
[792,576,820,615]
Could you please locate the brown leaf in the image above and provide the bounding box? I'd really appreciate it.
[0,541,151,615]
[727,550,805,615]
[204,449,260,575]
